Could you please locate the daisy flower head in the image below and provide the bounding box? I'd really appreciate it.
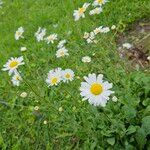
[80,73,114,107]
[82,56,91,63]
[46,68,62,86]
[20,47,27,52]
[93,0,109,7]
[11,72,22,86]
[73,3,90,21]
[62,69,75,83]
[56,47,69,58]
[100,26,110,33]
[45,33,57,44]
[57,40,67,49]
[89,7,103,15]
[15,27,24,40]
[2,56,25,75]
[35,27,46,42]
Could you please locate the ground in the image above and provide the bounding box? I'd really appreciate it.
[0,0,150,149]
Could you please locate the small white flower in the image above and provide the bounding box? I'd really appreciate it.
[11,72,22,86]
[147,56,150,61]
[82,56,91,63]
[93,0,109,7]
[73,3,90,21]
[111,25,116,30]
[89,32,95,40]
[89,7,102,15]
[15,27,24,40]
[20,92,28,98]
[122,43,133,49]
[46,68,62,86]
[20,47,27,52]
[45,33,57,44]
[62,69,75,83]
[57,40,66,49]
[56,47,69,58]
[83,32,90,39]
[80,73,114,107]
[100,27,110,33]
[2,56,25,76]
[112,96,118,102]
[93,27,102,35]
[35,27,46,42]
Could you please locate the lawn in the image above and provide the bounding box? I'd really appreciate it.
[0,0,150,149]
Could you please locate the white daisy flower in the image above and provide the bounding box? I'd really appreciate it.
[82,56,91,63]
[93,0,109,7]
[89,32,95,40]
[83,32,90,39]
[11,72,22,86]
[111,25,116,30]
[89,7,103,15]
[2,56,25,75]
[57,40,66,49]
[56,47,69,58]
[80,73,114,107]
[62,69,75,83]
[122,43,133,49]
[20,47,27,52]
[93,27,102,35]
[15,27,24,40]
[45,34,57,44]
[46,70,62,86]
[35,27,46,42]
[73,3,90,21]
[100,27,110,33]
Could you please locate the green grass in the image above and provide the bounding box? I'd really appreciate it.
[0,0,150,149]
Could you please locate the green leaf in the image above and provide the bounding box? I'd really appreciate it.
[136,128,146,150]
[142,115,150,135]
[126,125,137,135]
[107,137,115,146]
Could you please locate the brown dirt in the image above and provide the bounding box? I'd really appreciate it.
[117,19,150,69]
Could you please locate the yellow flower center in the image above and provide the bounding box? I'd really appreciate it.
[16,76,20,80]
[98,0,103,4]
[65,73,71,79]
[51,77,58,85]
[90,83,103,95]
[79,7,85,14]
[9,61,18,68]
[16,31,21,36]
[60,52,64,56]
